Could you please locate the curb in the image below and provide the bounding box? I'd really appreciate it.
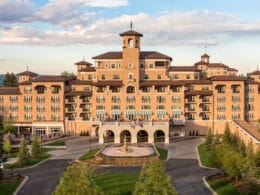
[196,142,218,195]
[13,175,29,195]
[4,157,50,171]
[203,175,217,195]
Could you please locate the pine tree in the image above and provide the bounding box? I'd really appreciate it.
[3,139,12,159]
[205,128,213,151]
[31,134,41,159]
[17,138,30,165]
[223,123,232,144]
[245,141,256,179]
[3,72,17,87]
[134,160,177,195]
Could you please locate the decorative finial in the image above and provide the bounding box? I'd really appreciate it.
[257,65,259,71]
[130,16,133,29]
[26,66,29,71]
[83,56,85,61]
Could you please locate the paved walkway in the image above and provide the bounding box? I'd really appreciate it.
[164,137,221,195]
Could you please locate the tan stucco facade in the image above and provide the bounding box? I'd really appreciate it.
[0,29,259,144]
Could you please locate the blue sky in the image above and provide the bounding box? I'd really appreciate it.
[1,0,260,74]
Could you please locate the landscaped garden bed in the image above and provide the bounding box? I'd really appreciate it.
[198,124,260,194]
[0,174,24,195]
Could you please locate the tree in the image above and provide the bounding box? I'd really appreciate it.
[53,162,103,195]
[31,134,41,159]
[0,115,3,180]
[3,121,16,134]
[245,141,256,179]
[61,71,75,77]
[3,72,17,87]
[205,128,213,151]
[222,150,245,182]
[223,123,232,144]
[134,160,177,195]
[3,139,12,159]
[17,138,30,165]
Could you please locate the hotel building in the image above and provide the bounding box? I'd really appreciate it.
[0,29,259,149]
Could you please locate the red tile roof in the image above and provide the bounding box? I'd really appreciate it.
[207,63,229,68]
[33,75,71,82]
[69,80,93,85]
[249,70,260,75]
[78,67,96,72]
[185,90,213,95]
[92,51,172,61]
[211,75,246,81]
[74,60,92,66]
[65,91,92,96]
[234,120,260,141]
[17,71,38,76]
[119,30,143,37]
[0,87,21,95]
[93,80,123,86]
[168,66,200,72]
[19,81,32,85]
[194,61,208,66]
[140,79,212,87]
[201,53,210,58]
[228,68,238,72]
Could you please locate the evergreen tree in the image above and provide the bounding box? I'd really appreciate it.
[53,162,103,195]
[255,149,260,177]
[245,141,256,178]
[3,72,17,87]
[205,128,213,151]
[214,131,221,145]
[31,134,41,159]
[17,138,30,165]
[134,160,177,195]
[0,115,3,180]
[223,123,232,144]
[3,139,12,159]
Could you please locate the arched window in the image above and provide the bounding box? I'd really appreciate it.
[128,38,134,48]
[126,86,135,93]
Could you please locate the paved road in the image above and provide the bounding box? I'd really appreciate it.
[15,160,71,195]
[9,136,97,195]
[164,137,221,195]
[10,136,220,195]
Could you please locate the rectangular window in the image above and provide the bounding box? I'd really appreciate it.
[111,64,115,69]
[101,75,105,80]
[113,75,120,80]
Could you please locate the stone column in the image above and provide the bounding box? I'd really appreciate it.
[132,131,137,144]
[148,130,154,143]
[99,134,104,144]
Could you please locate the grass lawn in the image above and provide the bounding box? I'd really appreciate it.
[0,182,20,195]
[45,140,65,146]
[95,173,139,195]
[79,148,101,161]
[4,152,51,169]
[208,177,242,195]
[197,143,215,168]
[156,147,168,161]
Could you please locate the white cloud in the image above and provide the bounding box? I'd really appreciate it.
[0,0,35,23]
[85,0,128,7]
[1,11,260,46]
